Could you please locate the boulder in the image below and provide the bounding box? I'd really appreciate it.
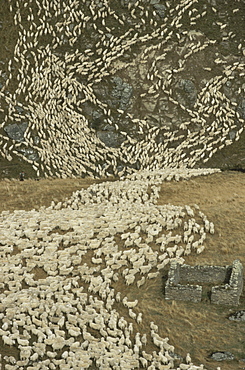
[97,130,125,148]
[228,310,245,322]
[4,122,28,142]
[209,351,235,361]
[153,4,166,18]
[111,76,133,111]
[177,79,197,107]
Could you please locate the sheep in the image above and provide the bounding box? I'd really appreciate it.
[148,271,160,279]
[166,245,177,257]
[125,274,135,285]
[157,258,170,270]
[140,264,152,274]
[150,322,159,332]
[118,317,127,330]
[141,333,147,345]
[137,276,146,288]
[196,245,205,254]
[2,322,9,330]
[152,335,165,349]
[128,323,133,333]
[2,335,15,346]
[186,353,192,364]
[133,344,140,355]
[179,364,192,370]
[137,313,143,324]
[128,309,137,320]
[139,357,148,368]
[122,297,138,308]
[158,351,169,364]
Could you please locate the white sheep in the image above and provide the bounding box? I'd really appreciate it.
[196,245,205,254]
[148,271,160,279]
[137,313,143,324]
[128,309,137,320]
[122,297,138,308]
[150,322,159,332]
[137,276,146,288]
[2,335,14,346]
[186,352,192,364]
[139,357,148,368]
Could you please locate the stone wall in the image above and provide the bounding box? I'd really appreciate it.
[179,264,229,284]
[165,283,202,303]
[211,260,244,305]
[165,260,244,306]
[166,262,180,285]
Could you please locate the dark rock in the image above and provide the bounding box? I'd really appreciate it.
[15,105,25,114]
[34,136,40,145]
[229,130,236,140]
[168,351,183,362]
[97,130,125,148]
[102,124,115,132]
[111,76,133,111]
[238,98,245,120]
[153,4,166,18]
[18,147,39,162]
[209,351,235,361]
[142,97,158,112]
[178,79,197,107]
[90,110,104,130]
[4,122,28,142]
[228,310,245,322]
[122,53,131,60]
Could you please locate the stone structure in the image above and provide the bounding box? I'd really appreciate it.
[165,260,243,305]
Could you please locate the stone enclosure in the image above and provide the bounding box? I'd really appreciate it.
[165,260,244,305]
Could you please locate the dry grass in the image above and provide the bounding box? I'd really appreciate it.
[0,171,244,369]
[0,176,116,213]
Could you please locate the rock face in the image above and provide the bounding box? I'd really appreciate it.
[0,0,245,179]
[88,76,133,137]
[111,76,133,111]
[238,99,245,120]
[97,129,125,148]
[209,351,235,362]
[177,79,197,108]
[228,310,245,322]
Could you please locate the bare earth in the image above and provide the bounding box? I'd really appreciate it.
[0,171,244,370]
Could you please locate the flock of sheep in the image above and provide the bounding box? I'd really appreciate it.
[0,0,244,178]
[0,168,222,369]
[0,0,244,368]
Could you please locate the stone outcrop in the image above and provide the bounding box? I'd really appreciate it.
[209,351,235,362]
[165,260,243,305]
[228,310,245,322]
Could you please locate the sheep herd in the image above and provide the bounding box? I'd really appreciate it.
[0,0,244,178]
[0,0,244,368]
[0,168,222,369]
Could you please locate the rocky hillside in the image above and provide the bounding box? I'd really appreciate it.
[0,0,244,180]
